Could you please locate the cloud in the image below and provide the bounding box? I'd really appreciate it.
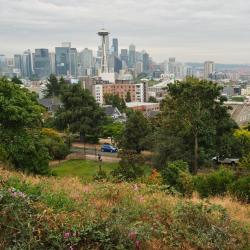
[0,0,249,63]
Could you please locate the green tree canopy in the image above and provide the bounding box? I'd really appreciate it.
[156,77,237,173]
[0,78,44,129]
[0,78,50,174]
[43,75,68,98]
[104,94,126,112]
[54,84,106,143]
[119,111,151,153]
[11,76,23,85]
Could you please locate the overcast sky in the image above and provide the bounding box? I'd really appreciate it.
[0,0,249,63]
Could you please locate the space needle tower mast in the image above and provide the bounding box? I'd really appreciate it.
[98,28,110,74]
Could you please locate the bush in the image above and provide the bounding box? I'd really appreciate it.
[93,169,108,182]
[112,150,145,181]
[194,167,235,198]
[1,129,50,175]
[42,128,70,160]
[229,176,250,202]
[172,202,249,249]
[161,160,194,195]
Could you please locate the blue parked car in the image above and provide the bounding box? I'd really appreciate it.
[101,144,118,153]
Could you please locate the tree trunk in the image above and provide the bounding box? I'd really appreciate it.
[194,133,198,174]
[80,132,85,143]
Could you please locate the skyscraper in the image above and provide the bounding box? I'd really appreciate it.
[22,49,32,78]
[55,46,70,76]
[69,48,78,78]
[204,61,215,79]
[14,54,23,77]
[79,48,93,76]
[112,38,118,57]
[142,52,150,73]
[33,49,51,79]
[120,49,128,67]
[49,52,56,75]
[128,44,136,68]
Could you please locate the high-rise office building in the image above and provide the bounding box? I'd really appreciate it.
[79,48,93,76]
[128,44,136,68]
[55,46,70,76]
[14,54,23,77]
[33,49,51,79]
[49,52,56,75]
[168,57,176,74]
[22,49,33,78]
[120,49,128,67]
[112,38,118,57]
[142,52,150,73]
[204,61,215,79]
[0,55,7,76]
[69,48,78,78]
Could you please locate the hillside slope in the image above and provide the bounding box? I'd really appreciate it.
[0,167,249,250]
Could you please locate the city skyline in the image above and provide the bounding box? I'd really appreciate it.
[0,0,250,64]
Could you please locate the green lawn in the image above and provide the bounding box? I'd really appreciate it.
[51,160,118,181]
[51,159,152,181]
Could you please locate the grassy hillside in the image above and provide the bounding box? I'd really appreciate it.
[0,167,249,249]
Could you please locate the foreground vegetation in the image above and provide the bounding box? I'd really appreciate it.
[0,167,249,250]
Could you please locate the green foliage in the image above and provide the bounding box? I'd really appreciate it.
[119,111,151,153]
[229,176,250,202]
[102,121,124,143]
[43,74,66,98]
[104,93,126,112]
[125,91,131,102]
[0,78,44,129]
[194,167,235,198]
[55,84,106,143]
[156,77,237,173]
[231,96,245,102]
[238,152,250,171]
[148,96,157,103]
[42,128,70,160]
[161,160,194,196]
[93,169,108,182]
[112,150,145,181]
[11,76,23,85]
[1,129,50,174]
[234,129,250,157]
[172,202,248,249]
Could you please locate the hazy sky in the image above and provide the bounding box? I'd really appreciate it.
[0,0,249,63]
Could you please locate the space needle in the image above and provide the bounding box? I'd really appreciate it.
[98,28,110,74]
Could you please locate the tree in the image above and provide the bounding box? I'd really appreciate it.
[157,77,236,173]
[11,76,23,85]
[43,74,61,98]
[125,91,131,102]
[0,78,44,130]
[102,122,124,144]
[0,78,50,174]
[234,129,250,157]
[119,111,151,153]
[148,96,157,103]
[54,84,106,143]
[104,94,126,112]
[112,150,145,181]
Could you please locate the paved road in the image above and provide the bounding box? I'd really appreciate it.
[71,146,118,158]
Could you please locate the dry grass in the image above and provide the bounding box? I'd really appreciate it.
[1,166,250,228]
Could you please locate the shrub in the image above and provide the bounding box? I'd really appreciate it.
[42,128,70,160]
[112,150,145,181]
[161,160,194,195]
[1,129,50,175]
[93,169,108,182]
[171,202,249,249]
[194,167,235,198]
[229,176,250,202]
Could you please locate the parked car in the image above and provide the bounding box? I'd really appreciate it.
[212,156,239,166]
[101,144,118,153]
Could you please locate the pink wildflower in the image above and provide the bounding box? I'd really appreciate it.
[135,240,141,250]
[64,232,71,239]
[128,231,137,241]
